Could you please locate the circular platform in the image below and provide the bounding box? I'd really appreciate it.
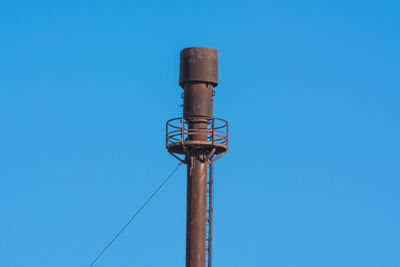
[166,117,229,156]
[167,140,228,155]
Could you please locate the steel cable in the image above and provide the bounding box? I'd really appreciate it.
[89,162,183,266]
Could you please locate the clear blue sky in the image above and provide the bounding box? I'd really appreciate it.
[1,1,399,266]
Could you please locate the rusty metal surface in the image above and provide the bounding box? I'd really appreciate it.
[166,47,228,267]
[182,83,214,117]
[186,153,208,267]
[179,47,218,87]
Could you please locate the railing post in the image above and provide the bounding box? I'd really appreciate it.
[166,121,168,148]
[211,118,215,146]
[181,118,184,143]
[226,121,229,146]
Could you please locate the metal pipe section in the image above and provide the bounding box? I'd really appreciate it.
[186,152,207,267]
[179,47,218,267]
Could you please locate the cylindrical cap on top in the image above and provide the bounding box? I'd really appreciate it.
[179,47,218,87]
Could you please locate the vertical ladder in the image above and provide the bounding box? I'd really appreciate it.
[206,162,214,267]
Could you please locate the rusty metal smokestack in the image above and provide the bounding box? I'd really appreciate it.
[166,47,229,267]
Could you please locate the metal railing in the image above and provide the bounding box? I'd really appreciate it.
[166,117,229,149]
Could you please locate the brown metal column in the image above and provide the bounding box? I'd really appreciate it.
[180,47,218,267]
[186,152,207,267]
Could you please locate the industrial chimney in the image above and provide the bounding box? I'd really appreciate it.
[166,47,229,267]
